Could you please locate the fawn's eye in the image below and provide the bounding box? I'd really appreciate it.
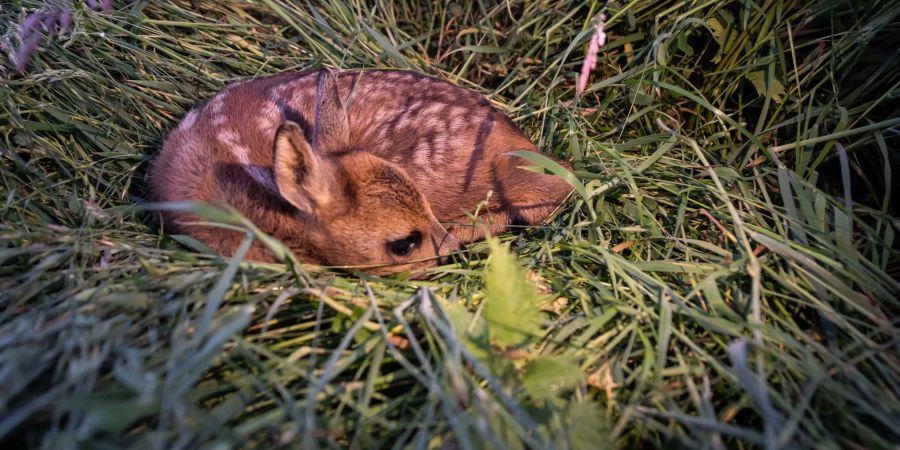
[387,231,422,256]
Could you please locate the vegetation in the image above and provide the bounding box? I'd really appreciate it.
[1,0,898,448]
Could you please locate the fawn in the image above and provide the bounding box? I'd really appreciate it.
[149,69,572,274]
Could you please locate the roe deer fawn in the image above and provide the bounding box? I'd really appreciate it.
[150,68,572,274]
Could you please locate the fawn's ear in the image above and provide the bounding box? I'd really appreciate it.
[312,68,350,151]
[273,121,336,213]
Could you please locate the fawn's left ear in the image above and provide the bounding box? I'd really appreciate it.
[312,68,350,151]
[273,121,337,213]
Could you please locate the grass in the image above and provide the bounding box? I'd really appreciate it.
[1,0,898,448]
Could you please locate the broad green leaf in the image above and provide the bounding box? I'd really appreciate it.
[522,355,582,400]
[568,402,612,450]
[483,238,545,348]
[706,17,726,45]
[747,71,786,104]
[508,150,588,203]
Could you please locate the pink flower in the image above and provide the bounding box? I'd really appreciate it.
[576,14,607,98]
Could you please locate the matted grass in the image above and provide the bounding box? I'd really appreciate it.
[1,0,898,448]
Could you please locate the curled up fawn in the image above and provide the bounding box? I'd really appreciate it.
[149,69,572,275]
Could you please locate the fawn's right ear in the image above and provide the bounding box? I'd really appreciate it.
[312,68,350,151]
[273,121,336,213]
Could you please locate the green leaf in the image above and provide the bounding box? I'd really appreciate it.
[522,355,582,400]
[507,150,587,203]
[170,234,216,254]
[447,45,509,55]
[441,297,491,361]
[142,201,248,227]
[635,136,675,173]
[747,71,786,104]
[361,23,411,67]
[706,17,726,45]
[568,402,612,450]
[483,238,545,348]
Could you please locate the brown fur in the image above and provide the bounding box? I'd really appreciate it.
[149,68,572,274]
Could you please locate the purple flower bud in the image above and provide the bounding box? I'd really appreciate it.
[86,0,99,10]
[59,8,73,35]
[14,33,42,74]
[19,11,45,38]
[41,10,61,33]
[102,0,113,14]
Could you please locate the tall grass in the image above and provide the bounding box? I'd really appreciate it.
[1,0,898,448]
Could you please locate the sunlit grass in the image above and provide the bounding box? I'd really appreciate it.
[1,0,898,448]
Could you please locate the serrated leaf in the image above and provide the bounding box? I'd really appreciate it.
[483,238,545,348]
[706,17,726,45]
[747,71,786,104]
[522,355,582,400]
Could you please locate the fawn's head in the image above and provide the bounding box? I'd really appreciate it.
[272,69,457,274]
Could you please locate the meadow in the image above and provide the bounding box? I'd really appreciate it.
[1,0,898,448]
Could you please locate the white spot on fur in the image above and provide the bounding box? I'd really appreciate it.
[395,116,415,132]
[373,127,386,142]
[448,107,466,130]
[421,103,445,117]
[449,115,463,131]
[178,109,198,131]
[433,134,447,152]
[414,145,432,171]
[274,77,314,98]
[272,84,290,97]
[257,101,280,131]
[209,94,227,127]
